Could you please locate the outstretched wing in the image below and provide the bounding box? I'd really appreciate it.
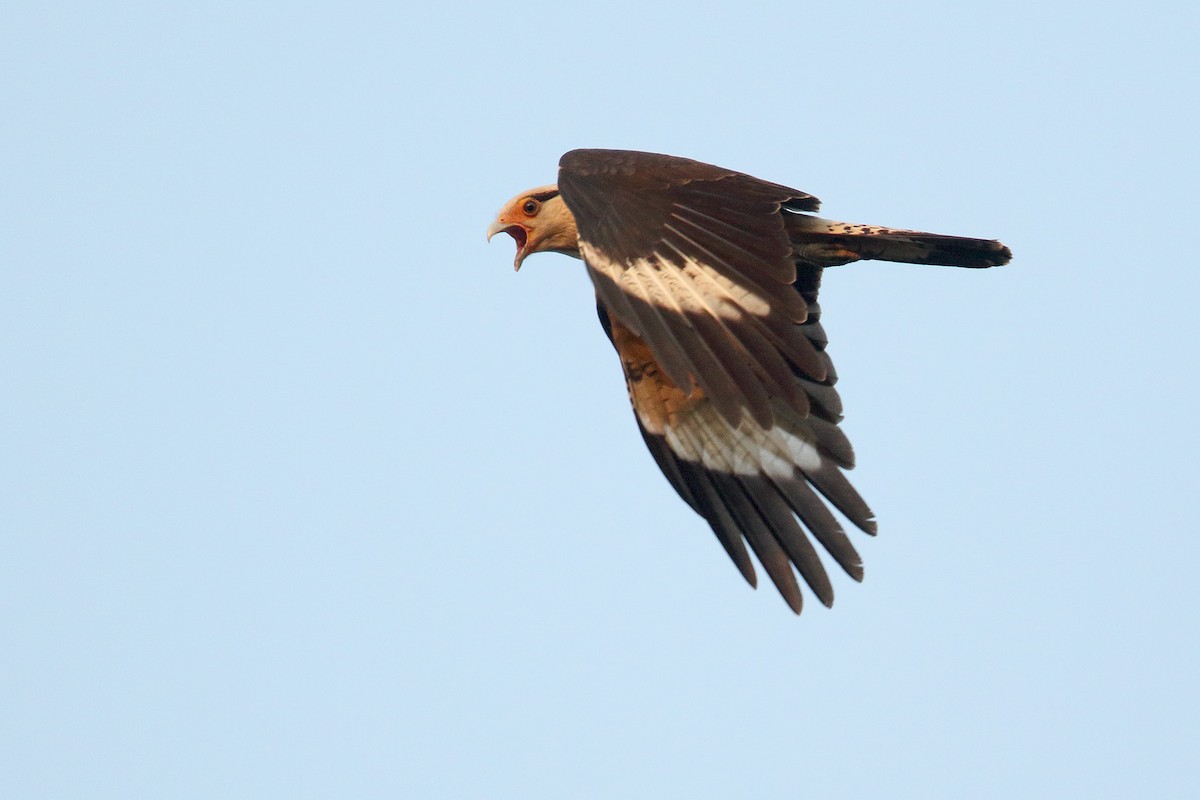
[561,149,874,612]
[595,293,872,614]
[558,149,827,430]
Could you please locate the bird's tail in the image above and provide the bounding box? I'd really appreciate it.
[786,215,1011,268]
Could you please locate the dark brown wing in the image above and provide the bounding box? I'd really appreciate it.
[596,300,871,614]
[563,150,876,613]
[559,149,827,431]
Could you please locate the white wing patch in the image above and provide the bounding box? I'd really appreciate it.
[661,401,823,479]
[580,240,775,321]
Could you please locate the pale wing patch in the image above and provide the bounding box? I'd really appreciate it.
[580,240,774,322]
[660,235,773,317]
[664,401,823,479]
[670,249,769,317]
[581,235,825,427]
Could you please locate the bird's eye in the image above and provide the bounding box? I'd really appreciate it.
[522,199,540,215]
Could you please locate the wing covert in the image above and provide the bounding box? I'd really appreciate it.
[560,149,827,430]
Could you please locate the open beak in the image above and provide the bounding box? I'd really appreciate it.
[485,219,510,242]
[487,219,530,271]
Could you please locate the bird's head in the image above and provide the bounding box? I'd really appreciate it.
[487,185,580,270]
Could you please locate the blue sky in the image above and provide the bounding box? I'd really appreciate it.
[2,2,1197,797]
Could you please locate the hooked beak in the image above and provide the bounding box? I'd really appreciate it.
[486,219,530,271]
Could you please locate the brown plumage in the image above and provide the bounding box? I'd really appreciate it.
[488,149,1010,614]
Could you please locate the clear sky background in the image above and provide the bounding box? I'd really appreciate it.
[3,2,1197,798]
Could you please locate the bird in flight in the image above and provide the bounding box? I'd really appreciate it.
[488,149,1010,614]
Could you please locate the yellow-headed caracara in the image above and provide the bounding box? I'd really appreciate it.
[488,149,1010,614]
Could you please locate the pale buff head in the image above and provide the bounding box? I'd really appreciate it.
[487,185,580,270]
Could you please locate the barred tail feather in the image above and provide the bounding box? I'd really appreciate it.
[787,215,1012,268]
